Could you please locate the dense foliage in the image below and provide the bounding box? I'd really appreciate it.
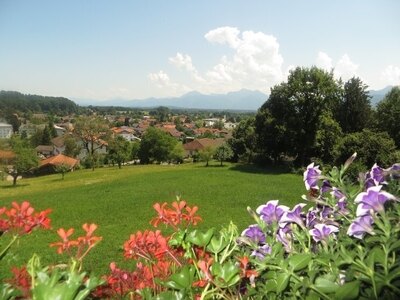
[0,91,78,115]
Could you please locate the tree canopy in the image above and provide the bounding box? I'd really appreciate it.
[138,127,178,164]
[256,66,342,165]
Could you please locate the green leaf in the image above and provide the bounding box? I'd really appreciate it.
[211,261,240,287]
[165,265,195,290]
[289,253,311,271]
[186,228,214,247]
[334,280,360,300]
[207,235,228,254]
[314,276,338,294]
[263,279,277,292]
[276,272,290,293]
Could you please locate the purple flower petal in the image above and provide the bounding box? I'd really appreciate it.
[309,224,339,242]
[304,163,322,190]
[251,244,272,260]
[280,203,307,227]
[256,200,289,225]
[354,185,396,215]
[347,215,374,239]
[241,224,266,244]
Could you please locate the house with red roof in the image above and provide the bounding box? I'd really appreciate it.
[37,154,79,175]
[183,138,226,157]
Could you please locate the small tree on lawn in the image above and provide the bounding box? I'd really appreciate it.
[54,163,70,180]
[107,136,131,169]
[199,146,215,167]
[214,144,233,166]
[9,149,38,186]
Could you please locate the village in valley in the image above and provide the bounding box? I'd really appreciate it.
[0,102,247,182]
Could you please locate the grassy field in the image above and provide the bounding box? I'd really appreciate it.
[0,162,305,277]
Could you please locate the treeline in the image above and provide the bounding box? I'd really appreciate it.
[229,66,400,173]
[0,91,78,115]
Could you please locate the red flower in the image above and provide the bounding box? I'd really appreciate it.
[6,266,31,298]
[50,228,77,254]
[238,256,258,285]
[124,230,170,260]
[150,200,202,229]
[0,201,51,235]
[78,223,102,248]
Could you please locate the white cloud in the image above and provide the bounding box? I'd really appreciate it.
[381,65,400,86]
[316,51,332,71]
[315,52,358,81]
[204,26,241,48]
[149,26,285,95]
[335,54,359,81]
[169,52,205,83]
[147,70,189,95]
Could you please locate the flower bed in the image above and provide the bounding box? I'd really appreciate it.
[1,154,399,299]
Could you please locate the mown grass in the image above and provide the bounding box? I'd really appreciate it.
[0,162,304,277]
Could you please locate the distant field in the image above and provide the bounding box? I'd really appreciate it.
[0,162,304,277]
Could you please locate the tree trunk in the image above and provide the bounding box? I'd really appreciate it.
[13,175,17,186]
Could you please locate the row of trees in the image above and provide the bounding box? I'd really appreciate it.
[0,91,78,114]
[230,67,400,170]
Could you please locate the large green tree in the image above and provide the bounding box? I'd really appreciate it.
[338,77,372,133]
[138,127,178,164]
[214,144,233,166]
[73,116,110,170]
[107,136,132,169]
[376,86,400,147]
[334,129,397,168]
[255,67,342,166]
[8,137,38,186]
[229,117,256,163]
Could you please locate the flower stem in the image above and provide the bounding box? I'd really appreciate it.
[0,234,18,260]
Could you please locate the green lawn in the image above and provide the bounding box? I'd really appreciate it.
[0,162,304,277]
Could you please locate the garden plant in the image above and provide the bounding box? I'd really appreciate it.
[1,153,399,299]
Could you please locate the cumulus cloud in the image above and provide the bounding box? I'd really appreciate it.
[335,54,359,81]
[149,26,285,95]
[204,26,241,48]
[202,27,285,93]
[381,65,400,86]
[316,52,333,71]
[169,52,205,82]
[315,52,358,81]
[148,70,189,95]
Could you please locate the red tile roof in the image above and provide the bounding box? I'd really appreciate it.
[183,138,225,151]
[39,154,78,168]
[0,150,16,160]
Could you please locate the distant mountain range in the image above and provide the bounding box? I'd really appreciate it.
[75,89,268,111]
[74,86,395,110]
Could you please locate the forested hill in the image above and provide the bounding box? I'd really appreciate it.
[0,91,78,114]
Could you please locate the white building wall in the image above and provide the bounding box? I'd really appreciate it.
[0,123,13,138]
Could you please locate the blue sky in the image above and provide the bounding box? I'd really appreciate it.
[0,0,399,101]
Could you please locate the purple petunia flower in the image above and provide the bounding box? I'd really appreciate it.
[355,185,396,216]
[309,223,339,243]
[251,244,272,260]
[321,180,332,193]
[347,215,375,239]
[280,203,307,228]
[241,224,266,244]
[389,163,400,180]
[306,207,318,228]
[256,200,289,225]
[370,163,386,184]
[331,187,345,200]
[336,198,349,215]
[304,163,322,190]
[320,205,334,218]
[276,224,293,252]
